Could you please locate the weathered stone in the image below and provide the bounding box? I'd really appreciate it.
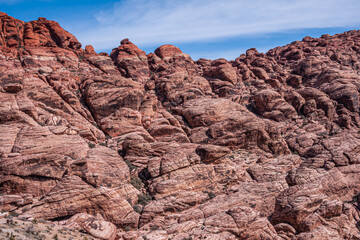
[1,12,360,239]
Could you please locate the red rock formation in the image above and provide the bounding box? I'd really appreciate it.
[0,12,81,49]
[1,12,360,240]
[110,38,150,82]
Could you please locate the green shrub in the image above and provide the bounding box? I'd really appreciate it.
[137,193,152,206]
[125,160,137,171]
[91,122,100,129]
[202,191,216,200]
[37,121,45,126]
[132,204,142,213]
[207,192,216,199]
[8,211,19,217]
[130,176,143,190]
[290,149,300,156]
[88,142,96,148]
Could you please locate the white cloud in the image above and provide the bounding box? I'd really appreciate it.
[76,0,360,52]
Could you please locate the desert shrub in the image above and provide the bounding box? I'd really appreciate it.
[207,191,216,199]
[132,204,142,213]
[130,176,143,190]
[8,211,19,217]
[88,142,95,148]
[91,122,100,129]
[137,193,152,206]
[125,160,137,171]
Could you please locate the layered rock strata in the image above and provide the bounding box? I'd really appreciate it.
[1,12,360,239]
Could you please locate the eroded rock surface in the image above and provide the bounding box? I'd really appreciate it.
[1,12,360,239]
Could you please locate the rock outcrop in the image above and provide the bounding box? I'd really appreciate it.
[1,11,360,239]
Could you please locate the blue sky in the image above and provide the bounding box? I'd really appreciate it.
[1,0,360,60]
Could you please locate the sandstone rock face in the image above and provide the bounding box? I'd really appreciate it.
[65,213,118,240]
[1,12,360,239]
[0,12,81,49]
[110,39,149,82]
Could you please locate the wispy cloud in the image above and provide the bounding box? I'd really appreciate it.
[76,0,360,52]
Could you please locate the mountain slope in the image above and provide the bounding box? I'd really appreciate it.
[1,12,360,239]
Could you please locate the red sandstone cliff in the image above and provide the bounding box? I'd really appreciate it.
[1,12,360,239]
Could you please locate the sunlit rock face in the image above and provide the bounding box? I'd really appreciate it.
[2,11,360,239]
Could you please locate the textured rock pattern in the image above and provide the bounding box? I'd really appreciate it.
[1,12,360,239]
